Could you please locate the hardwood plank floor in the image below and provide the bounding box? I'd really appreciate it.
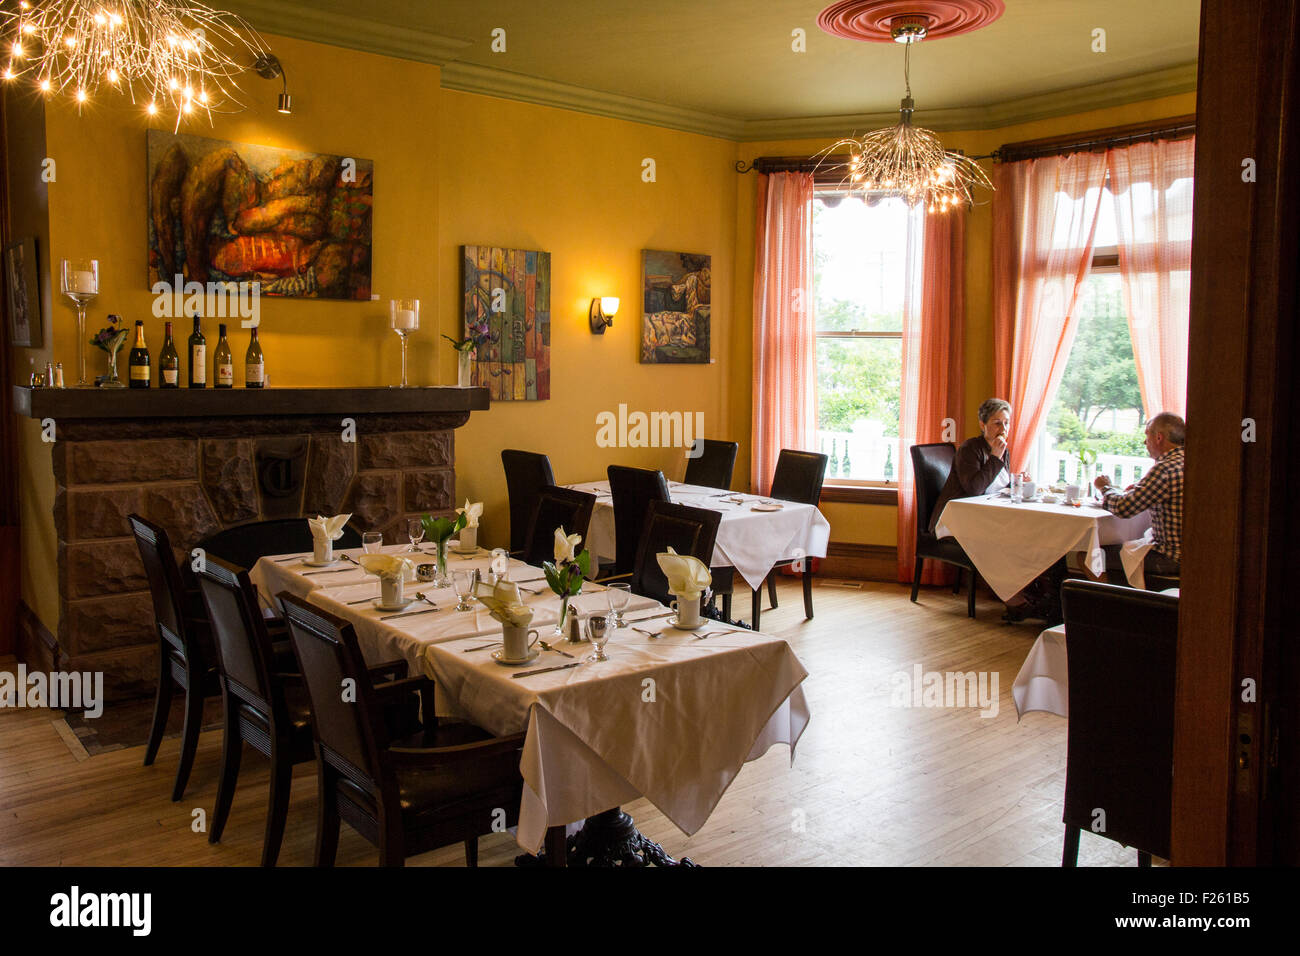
[0,579,1142,867]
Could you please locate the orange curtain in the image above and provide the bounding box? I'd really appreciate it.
[751,171,815,494]
[1108,138,1195,418]
[993,153,1109,473]
[898,206,966,584]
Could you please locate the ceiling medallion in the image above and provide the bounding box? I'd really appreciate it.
[817,1,1005,43]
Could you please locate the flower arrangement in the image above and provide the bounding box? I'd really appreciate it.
[543,526,591,635]
[89,315,129,387]
[420,511,468,584]
[442,320,497,354]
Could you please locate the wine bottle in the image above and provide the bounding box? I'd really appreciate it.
[214,323,233,388]
[244,326,265,388]
[128,320,151,389]
[187,314,206,388]
[159,321,180,388]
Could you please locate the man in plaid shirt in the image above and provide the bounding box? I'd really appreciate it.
[1093,412,1185,580]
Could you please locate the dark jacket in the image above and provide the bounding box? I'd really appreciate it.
[928,435,1010,532]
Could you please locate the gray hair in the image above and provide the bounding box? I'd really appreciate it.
[1147,412,1186,446]
[977,398,1011,424]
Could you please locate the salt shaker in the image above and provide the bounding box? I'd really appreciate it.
[54,363,65,388]
[565,610,585,644]
[45,361,55,386]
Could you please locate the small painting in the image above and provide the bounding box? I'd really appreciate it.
[641,250,710,364]
[461,245,551,401]
[147,130,374,299]
[4,237,42,348]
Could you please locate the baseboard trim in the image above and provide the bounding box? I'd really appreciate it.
[16,601,60,673]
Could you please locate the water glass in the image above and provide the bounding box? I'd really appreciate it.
[1009,473,1023,503]
[451,569,476,611]
[606,582,632,626]
[489,548,510,581]
[406,518,425,552]
[584,615,611,662]
[362,531,383,554]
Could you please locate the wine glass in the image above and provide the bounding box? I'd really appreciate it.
[406,518,425,552]
[489,548,510,582]
[584,615,611,662]
[606,582,631,627]
[362,531,383,554]
[389,298,419,388]
[61,258,98,386]
[452,569,476,611]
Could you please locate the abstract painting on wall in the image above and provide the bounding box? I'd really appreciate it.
[147,130,374,299]
[641,249,710,364]
[461,245,551,400]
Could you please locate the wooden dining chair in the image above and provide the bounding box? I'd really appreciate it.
[629,500,722,608]
[501,449,556,554]
[196,518,362,575]
[1060,580,1177,866]
[518,485,596,567]
[128,513,222,802]
[606,465,671,577]
[683,439,739,490]
[909,443,980,618]
[278,593,526,867]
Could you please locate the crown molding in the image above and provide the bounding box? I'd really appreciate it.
[439,62,746,140]
[737,63,1199,141]
[221,0,471,66]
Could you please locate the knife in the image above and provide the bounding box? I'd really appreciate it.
[511,661,583,679]
[624,610,674,624]
[303,567,354,576]
[380,607,441,621]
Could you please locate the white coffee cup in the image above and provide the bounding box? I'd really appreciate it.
[1065,484,1081,503]
[313,538,333,564]
[1022,480,1037,500]
[459,526,477,551]
[502,623,540,661]
[670,594,701,628]
[380,576,404,607]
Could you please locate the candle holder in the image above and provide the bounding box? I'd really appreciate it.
[61,258,99,387]
[389,298,419,388]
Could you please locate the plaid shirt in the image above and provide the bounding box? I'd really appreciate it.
[1101,446,1184,561]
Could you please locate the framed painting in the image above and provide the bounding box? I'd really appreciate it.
[641,249,710,364]
[461,245,551,401]
[147,130,374,299]
[4,237,42,348]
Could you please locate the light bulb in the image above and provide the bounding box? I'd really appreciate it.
[76,88,87,102]
[38,78,50,92]
[146,101,158,115]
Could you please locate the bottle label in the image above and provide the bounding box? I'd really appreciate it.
[130,364,150,381]
[218,363,234,384]
[163,369,179,385]
[192,346,206,383]
[245,363,264,384]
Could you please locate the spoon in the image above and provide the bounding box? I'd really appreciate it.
[414,591,440,610]
[538,640,574,658]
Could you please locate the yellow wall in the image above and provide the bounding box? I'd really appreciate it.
[734,91,1198,548]
[439,90,738,549]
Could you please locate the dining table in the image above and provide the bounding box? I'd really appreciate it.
[248,542,811,866]
[933,492,1152,602]
[564,479,831,591]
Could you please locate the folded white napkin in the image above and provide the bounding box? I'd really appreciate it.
[656,547,711,599]
[308,513,351,543]
[457,499,483,528]
[359,553,413,581]
[473,580,532,626]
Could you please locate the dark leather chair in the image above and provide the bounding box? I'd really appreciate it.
[196,518,362,573]
[629,500,722,608]
[1060,580,1177,866]
[683,439,739,490]
[910,442,980,618]
[129,514,221,802]
[519,486,596,568]
[502,449,556,554]
[278,594,526,867]
[606,465,671,576]
[715,449,827,630]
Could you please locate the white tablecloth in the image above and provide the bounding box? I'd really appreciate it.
[566,480,831,591]
[933,495,1151,601]
[1012,625,1069,719]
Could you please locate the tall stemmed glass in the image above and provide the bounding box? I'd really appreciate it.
[389,298,419,388]
[406,518,425,553]
[61,258,99,386]
[606,582,631,627]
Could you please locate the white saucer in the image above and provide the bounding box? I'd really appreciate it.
[1040,494,1059,504]
[667,616,707,631]
[302,557,339,568]
[492,648,540,666]
[371,597,415,612]
[452,546,479,555]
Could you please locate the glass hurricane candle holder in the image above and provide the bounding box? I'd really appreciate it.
[61,258,99,387]
[389,298,419,388]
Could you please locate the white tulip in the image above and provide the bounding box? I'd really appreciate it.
[553,526,582,564]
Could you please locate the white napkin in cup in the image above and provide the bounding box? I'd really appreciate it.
[656,547,711,599]
[359,553,413,581]
[473,580,531,626]
[457,499,484,528]
[308,513,351,544]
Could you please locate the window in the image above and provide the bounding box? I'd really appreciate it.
[812,190,923,486]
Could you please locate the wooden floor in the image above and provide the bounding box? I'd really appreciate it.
[0,578,1141,867]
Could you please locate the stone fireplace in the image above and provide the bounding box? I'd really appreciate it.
[15,386,488,701]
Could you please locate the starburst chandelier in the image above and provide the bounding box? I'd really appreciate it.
[0,1,272,126]
[820,17,992,212]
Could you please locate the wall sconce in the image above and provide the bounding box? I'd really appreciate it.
[253,54,293,114]
[589,296,619,334]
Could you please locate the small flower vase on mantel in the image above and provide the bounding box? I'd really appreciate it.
[456,349,473,388]
[102,345,127,388]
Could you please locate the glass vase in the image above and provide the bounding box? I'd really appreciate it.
[555,593,571,638]
[457,349,473,387]
[435,539,450,587]
[101,348,126,388]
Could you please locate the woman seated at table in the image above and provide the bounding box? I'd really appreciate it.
[929,397,1013,532]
